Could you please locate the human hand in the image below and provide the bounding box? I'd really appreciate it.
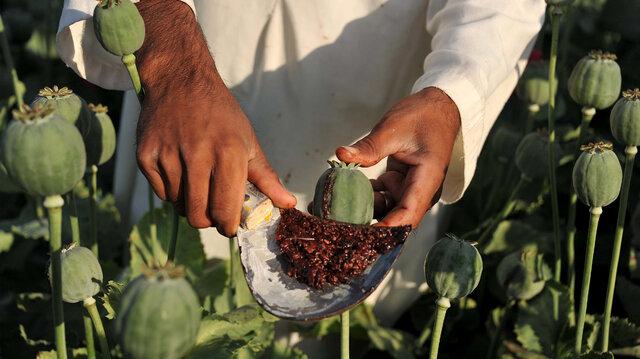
[134,0,296,235]
[336,87,461,228]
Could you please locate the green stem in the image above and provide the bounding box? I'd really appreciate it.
[0,14,24,109]
[67,192,81,246]
[566,107,595,327]
[167,208,180,263]
[122,54,144,103]
[524,104,541,134]
[417,314,436,348]
[486,302,513,359]
[341,311,350,359]
[601,147,637,351]
[429,297,451,359]
[148,186,157,248]
[575,207,602,354]
[84,297,111,359]
[45,195,67,359]
[82,310,96,359]
[228,236,235,309]
[477,176,527,245]
[88,165,99,257]
[548,9,562,323]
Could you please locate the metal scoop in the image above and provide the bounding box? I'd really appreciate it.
[237,183,410,321]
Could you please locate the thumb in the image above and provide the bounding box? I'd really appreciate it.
[248,151,297,209]
[336,125,400,167]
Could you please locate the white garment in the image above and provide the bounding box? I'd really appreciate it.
[57,0,545,324]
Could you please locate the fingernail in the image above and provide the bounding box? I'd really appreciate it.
[342,146,359,155]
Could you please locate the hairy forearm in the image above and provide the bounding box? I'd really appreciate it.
[135,0,222,97]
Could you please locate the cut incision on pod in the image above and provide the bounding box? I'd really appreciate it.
[311,160,374,225]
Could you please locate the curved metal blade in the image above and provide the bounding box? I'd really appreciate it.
[237,184,409,321]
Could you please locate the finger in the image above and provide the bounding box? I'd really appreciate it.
[335,125,403,167]
[183,154,213,229]
[373,191,392,219]
[210,152,248,237]
[377,171,404,203]
[376,160,446,228]
[158,151,183,203]
[137,148,167,200]
[386,157,409,174]
[371,178,384,192]
[248,150,296,208]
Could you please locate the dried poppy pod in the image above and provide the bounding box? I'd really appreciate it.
[568,50,622,110]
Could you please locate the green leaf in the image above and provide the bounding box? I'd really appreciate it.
[36,348,88,359]
[592,316,640,351]
[230,239,255,308]
[0,230,14,252]
[195,259,232,314]
[99,280,124,320]
[129,205,205,280]
[515,285,570,356]
[483,221,553,256]
[269,341,309,359]
[367,326,416,359]
[0,201,48,240]
[615,277,640,325]
[577,352,614,359]
[188,305,275,359]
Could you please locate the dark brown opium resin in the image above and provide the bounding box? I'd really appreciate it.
[276,208,412,289]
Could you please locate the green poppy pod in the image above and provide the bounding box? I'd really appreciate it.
[491,127,521,164]
[0,105,86,196]
[312,160,374,225]
[572,142,623,208]
[48,245,103,303]
[424,234,483,299]
[517,61,556,107]
[86,104,117,166]
[610,89,640,147]
[31,86,93,136]
[115,265,201,359]
[568,51,622,110]
[515,131,559,180]
[496,247,551,301]
[93,0,145,56]
[0,160,21,193]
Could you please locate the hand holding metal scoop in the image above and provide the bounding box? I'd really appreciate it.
[237,183,410,321]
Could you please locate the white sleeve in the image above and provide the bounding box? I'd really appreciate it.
[56,0,196,91]
[413,0,546,203]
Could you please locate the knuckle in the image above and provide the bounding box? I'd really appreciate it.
[136,147,158,170]
[357,137,381,160]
